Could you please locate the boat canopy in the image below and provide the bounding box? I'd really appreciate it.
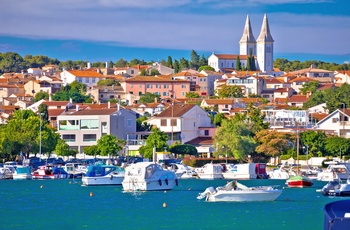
[85,165,124,177]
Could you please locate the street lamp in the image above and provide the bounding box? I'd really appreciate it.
[39,113,44,156]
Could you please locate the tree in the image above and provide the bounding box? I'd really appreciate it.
[213,119,256,162]
[185,92,200,99]
[138,127,169,159]
[169,144,198,156]
[139,92,160,103]
[300,130,327,157]
[115,58,128,67]
[173,60,180,73]
[166,56,173,67]
[236,56,242,71]
[84,145,100,157]
[150,69,160,76]
[198,66,215,72]
[255,130,294,157]
[190,50,200,70]
[324,136,350,158]
[217,85,244,98]
[97,135,124,157]
[34,91,49,102]
[179,57,189,71]
[97,79,120,86]
[199,54,208,67]
[55,139,71,157]
[136,116,152,132]
[300,81,319,95]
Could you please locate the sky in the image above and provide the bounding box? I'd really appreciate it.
[1,0,350,64]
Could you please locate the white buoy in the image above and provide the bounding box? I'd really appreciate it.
[163,202,167,208]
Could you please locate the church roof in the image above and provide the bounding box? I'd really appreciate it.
[239,15,256,44]
[256,14,274,43]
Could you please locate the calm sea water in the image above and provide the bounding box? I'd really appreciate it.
[0,178,347,230]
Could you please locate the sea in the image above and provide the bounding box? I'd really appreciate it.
[0,178,346,230]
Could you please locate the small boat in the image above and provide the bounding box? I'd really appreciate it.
[324,200,350,230]
[32,165,69,179]
[317,162,350,181]
[82,163,125,186]
[122,162,178,191]
[168,163,198,179]
[194,163,223,180]
[0,166,13,180]
[286,175,313,188]
[197,180,282,202]
[13,165,32,180]
[62,163,85,178]
[268,164,296,180]
[222,163,267,180]
[320,177,350,196]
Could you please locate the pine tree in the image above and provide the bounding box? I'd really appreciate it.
[236,56,242,71]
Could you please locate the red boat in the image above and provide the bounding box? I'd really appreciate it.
[286,175,313,188]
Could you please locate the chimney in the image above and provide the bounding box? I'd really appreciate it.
[76,105,79,111]
[108,101,110,109]
[106,62,109,68]
[87,62,91,69]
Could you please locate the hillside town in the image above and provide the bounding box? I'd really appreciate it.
[0,14,349,165]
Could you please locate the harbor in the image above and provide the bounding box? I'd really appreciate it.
[0,178,343,229]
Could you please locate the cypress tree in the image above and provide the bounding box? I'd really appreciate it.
[236,56,242,71]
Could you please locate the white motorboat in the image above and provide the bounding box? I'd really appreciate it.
[0,166,13,180]
[317,162,350,181]
[62,163,85,178]
[197,181,282,202]
[122,162,178,191]
[82,163,125,186]
[194,163,223,180]
[168,163,198,179]
[13,165,32,180]
[268,165,295,180]
[320,177,350,196]
[222,163,257,180]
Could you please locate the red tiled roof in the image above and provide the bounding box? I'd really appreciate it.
[156,104,196,118]
[67,70,105,78]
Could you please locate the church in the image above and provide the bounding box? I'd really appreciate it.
[208,14,274,73]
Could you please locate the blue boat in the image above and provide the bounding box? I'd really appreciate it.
[324,200,350,230]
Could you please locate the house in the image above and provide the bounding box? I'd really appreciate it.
[86,85,126,103]
[60,69,106,87]
[287,95,309,108]
[57,105,136,153]
[273,87,294,100]
[289,65,335,83]
[121,75,191,104]
[316,109,350,137]
[198,70,222,96]
[185,127,216,158]
[201,99,234,114]
[130,102,167,117]
[173,71,203,92]
[290,77,316,94]
[151,62,175,75]
[27,68,42,76]
[225,74,265,96]
[147,104,213,144]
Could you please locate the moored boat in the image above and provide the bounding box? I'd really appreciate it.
[197,180,282,202]
[32,165,69,179]
[320,177,350,196]
[82,163,125,186]
[286,175,313,188]
[324,200,350,230]
[13,165,32,180]
[194,163,223,180]
[122,162,178,191]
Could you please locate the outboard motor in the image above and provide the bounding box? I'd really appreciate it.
[321,181,341,196]
[197,186,216,200]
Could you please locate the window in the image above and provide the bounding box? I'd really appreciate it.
[92,78,96,83]
[181,92,185,96]
[156,84,160,88]
[127,119,132,127]
[332,118,338,123]
[83,134,97,142]
[130,91,133,94]
[130,84,133,88]
[80,119,99,130]
[171,119,177,126]
[164,84,168,89]
[204,130,209,136]
[161,119,167,126]
[181,84,186,88]
[131,70,134,74]
[146,84,152,89]
[139,92,142,96]
[162,92,168,96]
[62,134,75,142]
[154,92,160,95]
[101,122,107,134]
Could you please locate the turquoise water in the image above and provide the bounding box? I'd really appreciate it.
[0,179,347,230]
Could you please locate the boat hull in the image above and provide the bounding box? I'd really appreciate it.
[122,178,178,191]
[207,190,282,202]
[82,175,124,186]
[286,176,313,188]
[13,174,32,180]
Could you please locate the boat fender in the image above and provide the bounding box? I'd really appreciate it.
[165,178,168,185]
[158,179,162,186]
[110,175,113,180]
[175,179,178,186]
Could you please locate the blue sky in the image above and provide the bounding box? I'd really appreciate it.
[1,0,350,64]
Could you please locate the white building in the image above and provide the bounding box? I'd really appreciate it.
[208,14,274,73]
